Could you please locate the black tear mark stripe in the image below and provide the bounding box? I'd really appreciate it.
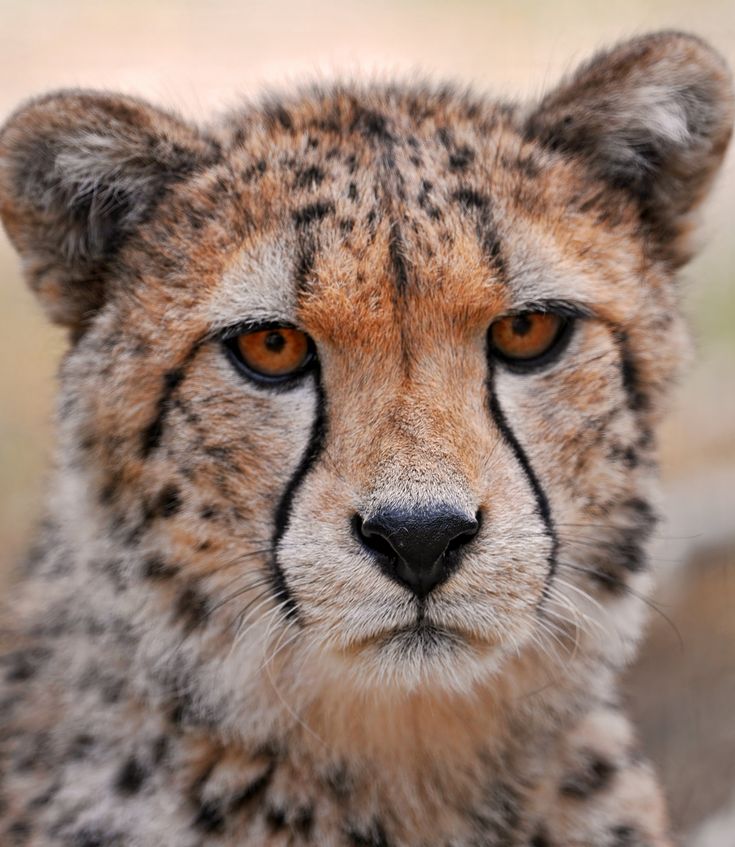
[486,366,558,585]
[270,369,328,622]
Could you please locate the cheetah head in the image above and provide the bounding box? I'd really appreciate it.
[1,33,732,712]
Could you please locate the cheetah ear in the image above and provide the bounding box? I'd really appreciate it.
[525,31,734,267]
[0,90,220,331]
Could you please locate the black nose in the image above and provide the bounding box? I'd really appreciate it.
[353,507,480,598]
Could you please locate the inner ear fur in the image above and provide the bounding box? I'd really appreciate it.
[0,90,221,331]
[525,31,734,267]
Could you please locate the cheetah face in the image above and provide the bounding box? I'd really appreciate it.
[1,34,732,697]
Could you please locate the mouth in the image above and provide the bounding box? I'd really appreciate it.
[330,606,512,691]
[377,620,464,649]
[345,612,497,656]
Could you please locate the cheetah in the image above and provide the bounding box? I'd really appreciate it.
[0,30,732,847]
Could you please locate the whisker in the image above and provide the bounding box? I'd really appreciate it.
[555,561,684,650]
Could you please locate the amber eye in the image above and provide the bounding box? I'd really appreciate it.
[489,312,569,367]
[226,326,314,382]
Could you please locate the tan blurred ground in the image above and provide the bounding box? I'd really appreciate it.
[0,1,734,842]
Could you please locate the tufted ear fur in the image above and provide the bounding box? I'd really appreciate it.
[525,31,734,268]
[0,90,220,331]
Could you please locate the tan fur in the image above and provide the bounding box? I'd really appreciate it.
[0,31,732,847]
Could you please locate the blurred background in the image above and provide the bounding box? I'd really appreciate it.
[0,1,733,842]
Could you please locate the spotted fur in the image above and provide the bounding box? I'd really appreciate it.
[0,31,732,846]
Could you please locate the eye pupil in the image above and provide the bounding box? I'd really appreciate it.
[265,331,286,353]
[511,315,533,336]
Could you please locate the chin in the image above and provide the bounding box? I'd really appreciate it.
[328,621,516,695]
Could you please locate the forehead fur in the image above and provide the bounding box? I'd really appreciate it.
[200,84,647,343]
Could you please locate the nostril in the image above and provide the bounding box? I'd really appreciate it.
[445,509,482,554]
[351,513,397,561]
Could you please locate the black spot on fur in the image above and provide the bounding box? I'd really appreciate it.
[98,475,121,506]
[153,484,182,518]
[436,126,453,149]
[69,828,124,847]
[294,165,325,189]
[352,108,393,144]
[452,186,487,210]
[530,828,552,847]
[449,145,475,170]
[265,104,293,131]
[230,126,247,147]
[265,807,287,830]
[418,180,441,220]
[242,159,267,182]
[608,533,647,573]
[6,819,31,845]
[168,691,197,727]
[175,585,208,632]
[477,781,523,841]
[293,200,335,228]
[203,444,233,462]
[115,757,148,795]
[608,443,639,469]
[348,181,358,201]
[142,555,179,580]
[193,800,226,834]
[624,497,658,526]
[293,805,315,837]
[229,765,275,812]
[560,754,616,798]
[588,567,629,594]
[388,221,409,294]
[608,825,645,846]
[2,647,50,683]
[347,821,391,847]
